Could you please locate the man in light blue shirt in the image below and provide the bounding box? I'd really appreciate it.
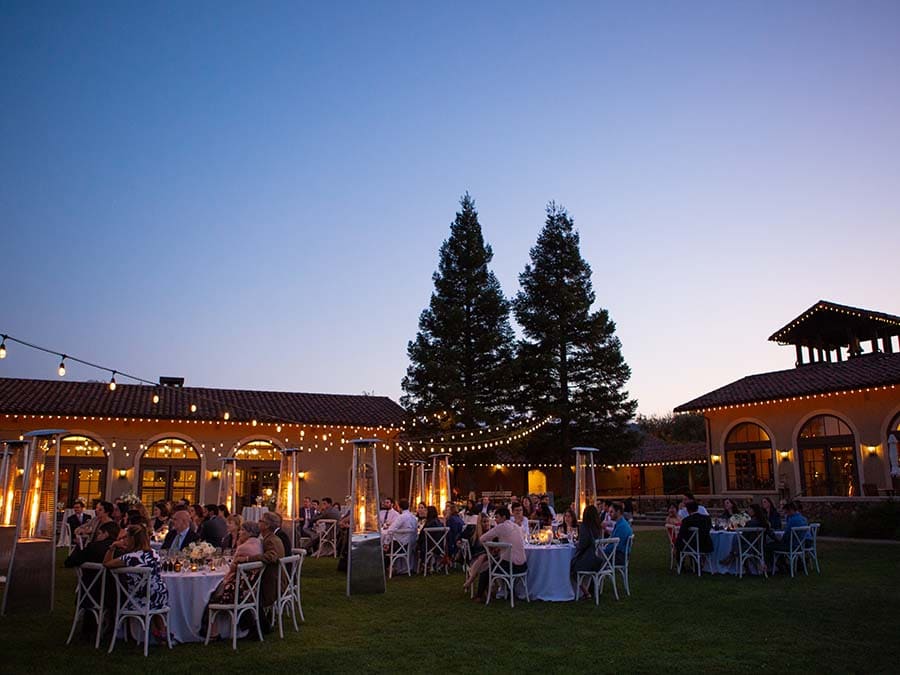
[605,502,633,565]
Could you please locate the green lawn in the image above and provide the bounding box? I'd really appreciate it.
[1,531,898,674]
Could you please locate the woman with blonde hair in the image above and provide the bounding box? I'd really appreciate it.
[221,514,243,551]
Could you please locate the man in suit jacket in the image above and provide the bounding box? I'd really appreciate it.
[248,511,286,624]
[162,510,200,551]
[199,503,228,548]
[67,500,92,538]
[675,501,713,555]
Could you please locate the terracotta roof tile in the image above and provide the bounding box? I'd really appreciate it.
[624,435,706,465]
[0,377,406,428]
[674,352,900,413]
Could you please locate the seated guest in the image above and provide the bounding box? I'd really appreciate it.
[540,494,556,518]
[127,509,149,527]
[191,504,206,530]
[571,505,605,578]
[463,499,477,516]
[475,506,526,602]
[416,502,428,524]
[306,498,341,551]
[113,501,129,530]
[205,520,264,638]
[474,496,494,516]
[720,503,771,568]
[221,514,242,551]
[64,520,120,638]
[520,496,533,519]
[533,503,553,527]
[720,498,741,520]
[104,524,168,639]
[266,511,293,558]
[298,497,317,534]
[675,501,713,561]
[665,503,681,527]
[200,503,228,548]
[383,498,418,552]
[67,500,91,539]
[761,496,781,531]
[217,504,230,519]
[509,502,530,538]
[151,502,169,532]
[605,502,633,564]
[247,510,286,624]
[380,498,399,529]
[76,500,113,542]
[557,509,578,539]
[770,501,809,570]
[677,492,709,520]
[162,509,200,551]
[444,503,465,557]
[462,513,493,592]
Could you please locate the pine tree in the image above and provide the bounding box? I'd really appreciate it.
[401,193,515,427]
[513,202,637,459]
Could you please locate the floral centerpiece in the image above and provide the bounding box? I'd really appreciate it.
[729,513,751,529]
[186,541,216,563]
[118,490,141,507]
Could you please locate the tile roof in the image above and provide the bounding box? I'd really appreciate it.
[0,377,406,428]
[622,435,707,466]
[674,352,900,413]
[768,300,900,346]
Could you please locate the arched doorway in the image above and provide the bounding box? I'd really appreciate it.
[724,422,775,491]
[233,440,281,508]
[52,435,109,507]
[139,438,201,504]
[798,415,857,496]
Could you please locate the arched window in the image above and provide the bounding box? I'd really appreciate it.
[140,438,201,504]
[798,415,857,496]
[724,423,774,491]
[233,440,281,508]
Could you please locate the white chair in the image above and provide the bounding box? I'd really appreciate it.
[108,566,173,657]
[290,548,307,622]
[274,553,303,638]
[457,538,472,573]
[205,561,265,650]
[805,523,821,574]
[677,527,707,577]
[665,524,679,570]
[387,529,415,578]
[614,534,634,596]
[483,542,529,608]
[315,519,338,559]
[736,527,766,579]
[577,537,619,604]
[66,562,106,648]
[774,526,810,577]
[422,527,449,576]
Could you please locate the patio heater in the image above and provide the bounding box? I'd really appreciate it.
[277,448,301,549]
[0,440,27,580]
[572,447,599,520]
[2,430,64,615]
[407,459,426,510]
[347,438,385,596]
[217,457,238,516]
[424,468,433,507]
[430,453,452,512]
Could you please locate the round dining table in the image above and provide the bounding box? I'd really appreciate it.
[162,569,227,643]
[523,543,576,601]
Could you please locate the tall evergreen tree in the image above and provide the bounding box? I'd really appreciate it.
[513,202,637,459]
[401,194,515,427]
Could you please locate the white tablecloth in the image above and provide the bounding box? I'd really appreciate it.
[524,544,575,601]
[162,570,227,643]
[704,530,776,575]
[241,506,268,522]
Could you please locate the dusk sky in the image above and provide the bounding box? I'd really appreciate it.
[2,2,899,417]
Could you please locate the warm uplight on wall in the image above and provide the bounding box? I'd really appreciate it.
[494,464,503,471]
[211,470,221,479]
[779,450,791,462]
[117,469,127,479]
[865,445,879,456]
[190,403,197,413]
[710,454,721,464]
[297,471,307,480]
[223,412,230,420]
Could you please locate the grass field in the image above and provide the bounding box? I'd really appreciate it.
[1,531,898,674]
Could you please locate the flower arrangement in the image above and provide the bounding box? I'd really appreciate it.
[186,541,216,562]
[118,490,141,507]
[729,513,751,529]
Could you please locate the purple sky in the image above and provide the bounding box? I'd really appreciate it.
[2,2,899,416]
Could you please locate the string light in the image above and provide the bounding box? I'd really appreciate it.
[152,393,160,404]
[108,372,117,391]
[190,404,197,413]
[0,336,7,359]
[58,356,66,377]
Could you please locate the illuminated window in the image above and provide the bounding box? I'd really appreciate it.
[798,415,856,496]
[144,438,200,460]
[235,440,280,461]
[724,423,774,491]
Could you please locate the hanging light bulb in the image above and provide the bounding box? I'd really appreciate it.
[152,392,160,404]
[223,411,230,420]
[109,371,117,391]
[0,336,7,359]
[58,356,67,377]
[190,403,197,413]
